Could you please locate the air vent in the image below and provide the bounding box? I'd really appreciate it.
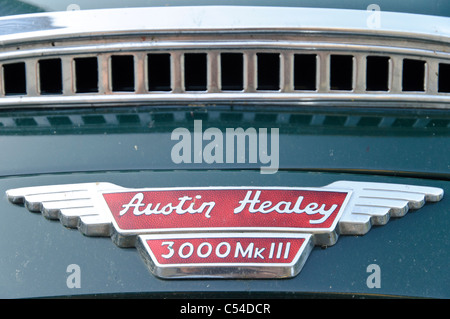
[438,63,450,93]
[330,55,353,91]
[221,53,244,91]
[402,59,425,92]
[257,53,280,91]
[111,55,135,92]
[366,56,390,91]
[38,58,62,94]
[294,54,317,91]
[148,53,171,91]
[184,53,207,91]
[3,62,26,95]
[74,57,98,93]
[0,32,448,108]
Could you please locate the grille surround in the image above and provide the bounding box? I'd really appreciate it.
[0,6,448,109]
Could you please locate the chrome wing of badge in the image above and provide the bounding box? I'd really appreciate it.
[323,181,444,235]
[6,182,124,237]
[5,181,443,279]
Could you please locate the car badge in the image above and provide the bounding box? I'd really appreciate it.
[6,181,443,279]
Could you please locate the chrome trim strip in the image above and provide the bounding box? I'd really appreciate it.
[1,41,449,61]
[0,7,448,43]
[0,93,448,109]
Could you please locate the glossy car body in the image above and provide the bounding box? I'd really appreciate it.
[0,1,448,298]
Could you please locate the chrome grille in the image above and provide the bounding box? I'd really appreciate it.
[0,7,448,109]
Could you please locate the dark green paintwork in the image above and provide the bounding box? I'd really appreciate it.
[0,106,448,177]
[0,0,449,301]
[0,170,448,298]
[0,105,448,298]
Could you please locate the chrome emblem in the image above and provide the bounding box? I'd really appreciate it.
[6,181,443,279]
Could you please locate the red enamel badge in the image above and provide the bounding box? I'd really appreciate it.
[6,181,443,279]
[102,188,349,232]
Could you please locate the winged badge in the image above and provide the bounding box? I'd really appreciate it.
[6,181,443,279]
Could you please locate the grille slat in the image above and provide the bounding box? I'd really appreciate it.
[390,56,403,94]
[244,51,257,93]
[134,52,147,95]
[25,59,38,96]
[207,51,220,93]
[280,52,293,93]
[171,51,183,94]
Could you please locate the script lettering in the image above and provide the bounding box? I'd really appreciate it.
[233,190,338,224]
[119,193,215,218]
